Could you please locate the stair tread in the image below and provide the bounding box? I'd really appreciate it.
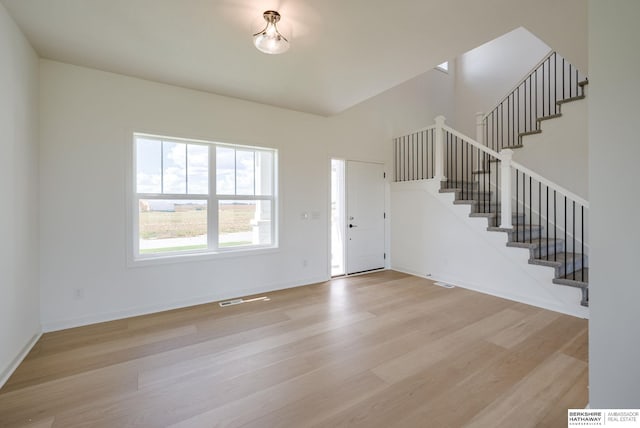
[455,199,493,205]
[457,190,492,195]
[471,201,499,206]
[455,201,492,207]
[470,212,506,218]
[488,224,543,232]
[472,206,500,211]
[442,181,477,186]
[537,113,562,121]
[519,129,542,137]
[440,187,487,192]
[440,183,478,192]
[472,169,503,174]
[448,191,493,198]
[530,252,586,266]
[441,184,481,189]
[507,238,564,248]
[470,212,524,219]
[444,194,493,201]
[557,95,585,105]
[553,268,589,287]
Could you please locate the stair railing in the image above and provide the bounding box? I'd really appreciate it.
[394,116,506,223]
[393,117,589,281]
[509,160,589,282]
[439,122,503,220]
[481,51,588,152]
[393,125,436,182]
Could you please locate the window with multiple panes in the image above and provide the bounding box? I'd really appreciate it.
[133,133,277,259]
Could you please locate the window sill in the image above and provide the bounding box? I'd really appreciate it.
[128,245,280,268]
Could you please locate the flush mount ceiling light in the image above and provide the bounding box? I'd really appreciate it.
[253,10,289,54]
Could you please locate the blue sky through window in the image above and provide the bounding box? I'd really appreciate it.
[136,137,209,195]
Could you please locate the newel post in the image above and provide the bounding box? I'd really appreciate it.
[500,149,513,229]
[475,112,485,146]
[434,115,446,182]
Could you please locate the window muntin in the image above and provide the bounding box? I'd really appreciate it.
[187,144,209,194]
[134,134,277,259]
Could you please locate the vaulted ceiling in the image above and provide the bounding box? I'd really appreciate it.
[1,0,586,116]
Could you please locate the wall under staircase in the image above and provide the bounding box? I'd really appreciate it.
[390,179,588,318]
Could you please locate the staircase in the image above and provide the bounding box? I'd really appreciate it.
[392,51,589,309]
[439,173,588,307]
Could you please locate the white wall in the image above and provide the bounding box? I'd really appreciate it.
[328,66,455,270]
[39,61,331,330]
[0,3,41,385]
[38,59,455,330]
[328,65,455,162]
[513,98,588,198]
[390,180,587,319]
[588,0,640,407]
[454,27,551,136]
[520,1,587,74]
[455,26,589,199]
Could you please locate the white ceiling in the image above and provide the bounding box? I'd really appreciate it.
[1,0,587,116]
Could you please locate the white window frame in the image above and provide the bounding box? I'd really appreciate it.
[131,133,278,264]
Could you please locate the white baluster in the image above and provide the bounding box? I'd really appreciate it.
[500,149,513,229]
[475,112,485,146]
[475,112,486,186]
[434,115,446,182]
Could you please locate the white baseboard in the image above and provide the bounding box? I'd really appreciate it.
[42,275,330,332]
[390,266,589,319]
[0,332,42,390]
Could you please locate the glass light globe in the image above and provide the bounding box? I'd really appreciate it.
[253,11,290,55]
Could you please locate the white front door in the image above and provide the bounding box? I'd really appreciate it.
[345,161,385,274]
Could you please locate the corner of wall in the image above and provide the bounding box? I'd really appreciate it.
[0,1,43,389]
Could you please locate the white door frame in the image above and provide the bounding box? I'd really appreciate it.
[329,157,387,277]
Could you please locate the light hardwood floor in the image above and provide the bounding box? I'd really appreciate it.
[0,271,588,427]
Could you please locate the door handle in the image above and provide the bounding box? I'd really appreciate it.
[349,224,357,228]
